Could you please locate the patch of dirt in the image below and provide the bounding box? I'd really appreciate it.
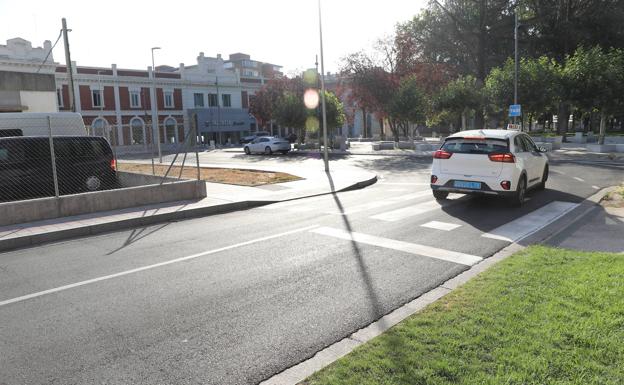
[117,163,302,186]
[601,184,624,208]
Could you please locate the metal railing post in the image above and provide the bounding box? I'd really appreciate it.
[47,116,60,198]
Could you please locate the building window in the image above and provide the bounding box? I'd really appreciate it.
[91,118,107,138]
[242,70,258,77]
[242,60,257,68]
[130,90,141,108]
[130,118,144,145]
[165,117,177,144]
[194,93,204,107]
[208,93,218,107]
[92,89,103,108]
[56,88,64,108]
[222,94,231,107]
[164,91,174,108]
[223,62,234,69]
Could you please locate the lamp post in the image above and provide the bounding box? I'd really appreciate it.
[317,0,329,172]
[513,11,519,129]
[151,46,162,162]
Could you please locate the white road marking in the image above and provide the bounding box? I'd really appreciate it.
[482,201,579,242]
[573,177,585,182]
[420,221,461,231]
[311,227,482,266]
[550,169,565,175]
[592,185,600,190]
[0,225,319,308]
[370,199,442,222]
[326,190,432,215]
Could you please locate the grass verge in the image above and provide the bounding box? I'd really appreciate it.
[304,246,624,385]
[117,163,301,186]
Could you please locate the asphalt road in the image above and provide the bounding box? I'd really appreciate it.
[0,153,622,385]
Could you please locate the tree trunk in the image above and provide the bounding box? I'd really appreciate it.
[557,103,569,135]
[361,109,367,138]
[528,114,533,132]
[598,112,606,145]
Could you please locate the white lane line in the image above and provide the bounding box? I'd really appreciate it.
[592,185,600,190]
[573,177,585,182]
[550,169,565,175]
[370,199,442,222]
[0,225,319,308]
[311,227,482,266]
[420,221,461,231]
[482,201,579,242]
[326,190,432,215]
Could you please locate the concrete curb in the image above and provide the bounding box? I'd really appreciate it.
[259,186,615,385]
[0,175,378,254]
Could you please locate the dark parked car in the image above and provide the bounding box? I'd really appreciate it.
[0,136,118,201]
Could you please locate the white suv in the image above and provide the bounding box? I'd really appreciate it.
[430,129,549,207]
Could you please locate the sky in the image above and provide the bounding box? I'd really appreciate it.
[0,0,426,74]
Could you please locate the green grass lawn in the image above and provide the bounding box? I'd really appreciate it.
[303,246,624,385]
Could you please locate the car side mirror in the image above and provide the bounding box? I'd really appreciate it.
[538,146,549,153]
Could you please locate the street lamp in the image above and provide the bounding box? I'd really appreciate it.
[317,0,329,172]
[151,46,162,163]
[97,70,106,139]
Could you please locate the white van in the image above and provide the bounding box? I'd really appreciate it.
[0,112,87,137]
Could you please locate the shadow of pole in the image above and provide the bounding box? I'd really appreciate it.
[324,171,389,328]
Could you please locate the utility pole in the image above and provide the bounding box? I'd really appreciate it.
[317,0,329,172]
[61,18,76,112]
[514,11,519,129]
[216,76,221,145]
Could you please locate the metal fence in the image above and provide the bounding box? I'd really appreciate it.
[0,114,201,203]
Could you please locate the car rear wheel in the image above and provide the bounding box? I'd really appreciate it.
[536,165,548,191]
[244,146,251,155]
[433,190,448,200]
[509,175,526,207]
[265,146,273,155]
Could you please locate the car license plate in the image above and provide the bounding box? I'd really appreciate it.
[454,181,481,189]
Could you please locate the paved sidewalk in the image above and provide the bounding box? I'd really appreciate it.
[546,204,624,253]
[0,167,376,252]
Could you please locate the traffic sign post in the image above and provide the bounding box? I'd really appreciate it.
[509,104,521,117]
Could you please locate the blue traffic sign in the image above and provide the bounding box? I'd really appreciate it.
[509,104,521,117]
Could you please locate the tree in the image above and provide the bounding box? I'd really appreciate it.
[319,90,346,138]
[273,92,307,144]
[432,75,483,131]
[249,77,305,132]
[485,56,561,130]
[387,76,427,140]
[563,46,624,143]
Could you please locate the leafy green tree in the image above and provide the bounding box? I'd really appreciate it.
[564,46,624,143]
[485,56,561,130]
[432,75,482,131]
[387,76,427,140]
[319,90,346,137]
[274,93,307,144]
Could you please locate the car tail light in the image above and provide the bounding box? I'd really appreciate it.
[488,153,515,163]
[110,158,117,171]
[431,175,438,184]
[500,180,511,190]
[433,150,452,159]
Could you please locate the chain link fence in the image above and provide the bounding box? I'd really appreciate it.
[0,115,121,202]
[0,114,202,203]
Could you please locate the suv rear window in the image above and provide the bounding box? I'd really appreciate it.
[441,138,509,154]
